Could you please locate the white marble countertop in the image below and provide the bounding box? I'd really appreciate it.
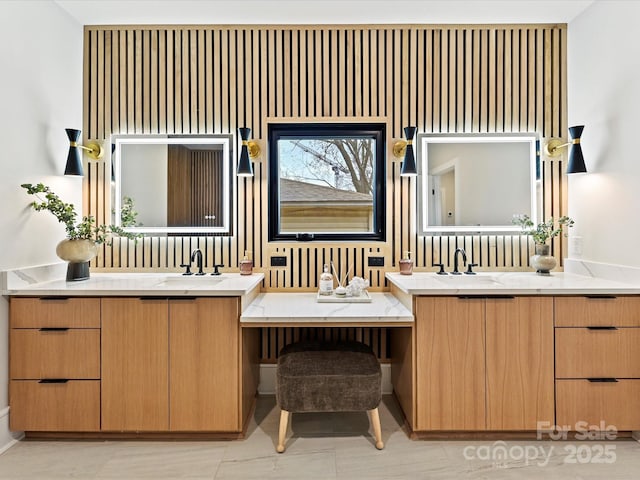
[3,271,264,297]
[240,292,414,325]
[385,271,640,295]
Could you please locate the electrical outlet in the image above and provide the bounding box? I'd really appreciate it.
[368,256,385,267]
[270,256,287,267]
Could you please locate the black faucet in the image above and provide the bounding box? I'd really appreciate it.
[452,248,467,275]
[191,249,205,275]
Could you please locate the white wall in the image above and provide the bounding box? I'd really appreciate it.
[568,1,640,267]
[0,0,83,450]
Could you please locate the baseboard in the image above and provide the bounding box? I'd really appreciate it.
[0,407,23,454]
[258,363,393,395]
[633,431,640,443]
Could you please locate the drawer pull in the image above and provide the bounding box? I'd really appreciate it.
[39,327,70,332]
[587,378,618,383]
[585,295,617,299]
[38,379,69,384]
[586,326,618,330]
[38,297,70,301]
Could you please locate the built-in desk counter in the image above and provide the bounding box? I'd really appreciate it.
[240,292,414,327]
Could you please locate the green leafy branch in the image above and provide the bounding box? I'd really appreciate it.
[512,214,575,244]
[21,183,140,245]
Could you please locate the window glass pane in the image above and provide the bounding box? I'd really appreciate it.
[278,138,375,233]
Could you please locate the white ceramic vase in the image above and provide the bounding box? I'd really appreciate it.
[56,239,99,263]
[530,243,556,275]
[56,239,98,281]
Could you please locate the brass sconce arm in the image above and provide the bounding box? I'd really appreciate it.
[70,141,104,160]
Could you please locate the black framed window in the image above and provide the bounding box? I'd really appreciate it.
[268,122,386,242]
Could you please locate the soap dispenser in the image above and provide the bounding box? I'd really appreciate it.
[399,251,413,275]
[239,251,253,275]
[319,263,334,295]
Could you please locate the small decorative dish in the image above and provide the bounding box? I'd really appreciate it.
[316,290,372,303]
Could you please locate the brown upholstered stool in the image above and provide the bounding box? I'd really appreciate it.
[275,340,384,453]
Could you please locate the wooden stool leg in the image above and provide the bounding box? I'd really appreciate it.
[276,410,290,453]
[368,408,384,450]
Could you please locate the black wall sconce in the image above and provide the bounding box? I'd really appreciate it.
[237,127,260,177]
[544,125,586,174]
[65,128,104,176]
[393,126,418,176]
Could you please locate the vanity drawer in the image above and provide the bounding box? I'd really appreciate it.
[9,380,100,431]
[10,297,101,328]
[10,329,100,379]
[554,296,640,327]
[556,379,640,430]
[555,327,640,378]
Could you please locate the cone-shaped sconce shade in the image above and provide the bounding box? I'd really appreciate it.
[567,125,586,174]
[237,127,254,177]
[65,128,84,176]
[400,126,417,177]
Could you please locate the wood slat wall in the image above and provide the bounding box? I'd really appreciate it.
[83,24,567,361]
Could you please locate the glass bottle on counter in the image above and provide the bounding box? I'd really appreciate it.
[319,263,334,295]
[399,251,413,275]
[239,251,253,275]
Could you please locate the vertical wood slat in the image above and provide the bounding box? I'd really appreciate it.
[85,23,567,287]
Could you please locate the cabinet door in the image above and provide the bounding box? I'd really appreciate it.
[101,298,169,431]
[415,297,486,430]
[486,297,554,430]
[169,297,239,431]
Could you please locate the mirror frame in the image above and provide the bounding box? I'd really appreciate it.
[418,133,539,234]
[112,134,233,235]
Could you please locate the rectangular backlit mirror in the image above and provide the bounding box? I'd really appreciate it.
[419,133,540,234]
[112,134,233,235]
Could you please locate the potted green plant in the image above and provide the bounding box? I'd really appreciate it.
[512,214,574,275]
[21,183,139,280]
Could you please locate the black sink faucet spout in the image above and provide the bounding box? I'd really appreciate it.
[452,248,467,275]
[191,248,205,275]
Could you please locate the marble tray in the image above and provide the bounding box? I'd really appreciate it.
[316,290,372,303]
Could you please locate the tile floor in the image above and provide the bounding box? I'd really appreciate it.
[0,395,638,479]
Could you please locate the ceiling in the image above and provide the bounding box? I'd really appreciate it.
[54,0,595,26]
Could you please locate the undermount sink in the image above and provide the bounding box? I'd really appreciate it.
[435,273,500,285]
[155,275,226,287]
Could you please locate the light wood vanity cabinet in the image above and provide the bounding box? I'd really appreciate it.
[413,296,554,431]
[101,297,250,432]
[555,296,640,430]
[101,298,169,431]
[485,297,555,430]
[169,297,240,431]
[415,296,486,430]
[11,295,258,435]
[9,297,101,432]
